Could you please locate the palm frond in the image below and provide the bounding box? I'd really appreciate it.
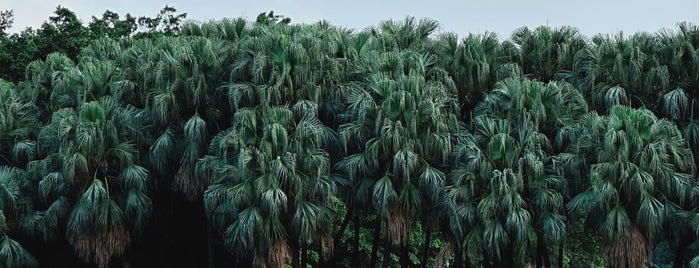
[0,236,38,268]
[149,128,174,173]
[372,175,397,219]
[125,189,152,231]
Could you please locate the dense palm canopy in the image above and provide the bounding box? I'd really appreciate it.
[566,106,695,267]
[337,47,460,266]
[445,78,586,267]
[3,6,699,268]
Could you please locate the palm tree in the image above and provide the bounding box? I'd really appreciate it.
[0,166,38,268]
[446,115,540,267]
[512,26,587,82]
[143,36,232,201]
[475,77,588,148]
[0,79,78,264]
[570,32,669,112]
[338,48,460,267]
[434,32,520,120]
[445,78,586,267]
[19,53,82,122]
[179,17,250,42]
[658,22,699,96]
[0,81,36,167]
[368,16,439,52]
[199,19,352,267]
[23,95,152,267]
[200,103,337,267]
[567,105,695,268]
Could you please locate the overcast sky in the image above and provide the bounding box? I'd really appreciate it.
[4,0,699,39]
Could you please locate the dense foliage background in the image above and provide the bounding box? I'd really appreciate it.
[2,6,699,268]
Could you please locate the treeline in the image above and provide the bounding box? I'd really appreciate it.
[1,6,699,268]
[0,6,187,83]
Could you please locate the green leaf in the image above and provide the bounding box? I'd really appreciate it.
[600,205,630,241]
[0,236,38,268]
[372,175,397,218]
[419,165,445,204]
[540,213,566,242]
[125,189,152,231]
[292,201,320,242]
[121,165,149,191]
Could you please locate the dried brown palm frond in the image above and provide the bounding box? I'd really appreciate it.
[433,242,451,268]
[174,163,209,201]
[604,225,647,268]
[94,224,130,268]
[268,239,292,268]
[253,253,267,268]
[387,209,411,246]
[320,233,334,261]
[68,235,95,265]
[69,224,130,268]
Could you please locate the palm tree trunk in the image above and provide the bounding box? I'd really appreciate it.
[400,242,410,268]
[315,243,329,267]
[207,222,217,268]
[301,241,308,268]
[536,244,543,268]
[454,244,463,268]
[673,250,685,268]
[332,202,352,265]
[543,243,551,267]
[536,232,551,267]
[673,236,691,268]
[158,175,175,267]
[558,236,565,268]
[335,205,352,243]
[494,246,514,268]
[290,237,300,268]
[421,226,432,267]
[462,245,470,268]
[483,250,492,268]
[354,210,362,267]
[326,205,350,267]
[505,246,515,268]
[369,218,382,268]
[383,237,392,268]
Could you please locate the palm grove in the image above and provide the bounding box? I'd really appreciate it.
[2,6,699,268]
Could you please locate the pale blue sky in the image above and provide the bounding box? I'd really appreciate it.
[4,0,699,39]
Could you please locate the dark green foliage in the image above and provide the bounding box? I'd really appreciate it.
[0,235,37,268]
[3,6,699,268]
[0,9,14,36]
[0,5,186,83]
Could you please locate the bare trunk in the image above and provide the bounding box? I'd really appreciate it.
[383,236,392,268]
[558,236,565,268]
[207,223,217,268]
[453,244,463,268]
[369,218,382,268]
[354,210,362,267]
[400,240,410,268]
[673,236,691,268]
[301,242,308,268]
[536,232,551,267]
[335,206,352,243]
[483,250,492,268]
[503,246,515,268]
[327,203,351,265]
[421,226,433,267]
[290,237,300,268]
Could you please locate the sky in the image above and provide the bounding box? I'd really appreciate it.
[4,0,699,39]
